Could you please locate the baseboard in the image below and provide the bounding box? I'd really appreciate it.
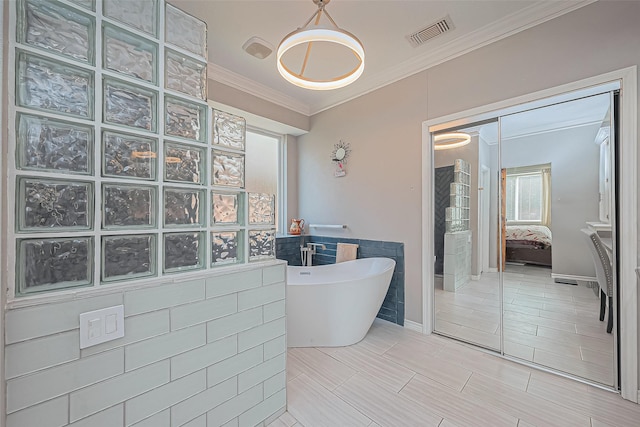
[488,267,498,273]
[550,273,597,283]
[471,275,481,281]
[404,319,423,333]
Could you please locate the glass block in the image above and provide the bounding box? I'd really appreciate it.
[211,191,243,225]
[454,159,468,173]
[68,0,94,10]
[212,150,245,188]
[17,51,93,119]
[18,0,94,63]
[450,183,464,197]
[102,184,155,228]
[102,234,156,281]
[211,230,243,266]
[164,232,204,272]
[164,188,204,227]
[213,109,246,151]
[18,237,92,295]
[165,3,206,58]
[18,178,92,231]
[164,142,204,184]
[165,49,206,100]
[454,159,470,174]
[104,78,157,131]
[249,229,276,261]
[103,0,157,36]
[165,97,206,142]
[104,24,157,83]
[445,207,458,221]
[446,219,465,233]
[17,113,92,174]
[102,130,157,180]
[248,193,275,225]
[454,171,470,185]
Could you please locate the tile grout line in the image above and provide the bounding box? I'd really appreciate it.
[396,372,417,395]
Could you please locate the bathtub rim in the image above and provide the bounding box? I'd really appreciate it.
[287,257,396,285]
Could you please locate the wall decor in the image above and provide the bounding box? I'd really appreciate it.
[331,139,351,177]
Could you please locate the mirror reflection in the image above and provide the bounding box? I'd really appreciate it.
[434,121,501,351]
[433,93,616,386]
[500,93,615,386]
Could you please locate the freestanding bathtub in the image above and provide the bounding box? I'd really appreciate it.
[286,257,396,347]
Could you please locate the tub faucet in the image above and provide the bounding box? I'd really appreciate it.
[300,243,326,266]
[307,243,326,253]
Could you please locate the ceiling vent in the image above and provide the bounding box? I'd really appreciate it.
[407,16,454,48]
[242,37,274,59]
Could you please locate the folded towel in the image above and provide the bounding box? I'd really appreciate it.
[336,243,359,263]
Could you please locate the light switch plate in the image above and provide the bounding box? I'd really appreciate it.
[79,305,125,349]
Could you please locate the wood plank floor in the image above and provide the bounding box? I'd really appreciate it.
[435,264,614,385]
[268,319,640,427]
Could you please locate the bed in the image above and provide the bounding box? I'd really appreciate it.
[505,225,552,267]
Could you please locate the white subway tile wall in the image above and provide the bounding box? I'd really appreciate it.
[5,263,287,426]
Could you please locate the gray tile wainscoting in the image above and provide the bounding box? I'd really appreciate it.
[276,235,405,326]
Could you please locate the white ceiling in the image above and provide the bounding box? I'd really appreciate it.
[170,0,594,116]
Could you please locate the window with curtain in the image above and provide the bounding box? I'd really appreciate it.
[506,164,551,224]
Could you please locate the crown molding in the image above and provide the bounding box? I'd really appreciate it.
[207,62,312,116]
[206,0,596,118]
[482,119,605,145]
[308,0,597,115]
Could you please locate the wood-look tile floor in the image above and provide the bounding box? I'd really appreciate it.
[268,319,640,427]
[435,264,614,385]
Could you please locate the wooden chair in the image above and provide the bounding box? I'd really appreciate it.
[581,229,613,333]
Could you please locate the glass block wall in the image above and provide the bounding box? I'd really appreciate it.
[445,159,471,232]
[9,0,276,298]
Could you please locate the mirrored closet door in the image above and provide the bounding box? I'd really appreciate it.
[500,93,616,386]
[433,120,501,351]
[431,90,618,387]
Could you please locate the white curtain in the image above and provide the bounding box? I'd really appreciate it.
[541,167,551,227]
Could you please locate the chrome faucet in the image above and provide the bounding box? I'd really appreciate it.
[300,243,326,266]
[307,243,326,252]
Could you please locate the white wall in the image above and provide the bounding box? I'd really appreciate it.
[296,1,640,328]
[501,124,601,277]
[297,72,427,320]
[478,135,497,271]
[286,135,299,225]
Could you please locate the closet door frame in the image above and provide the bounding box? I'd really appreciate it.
[421,66,637,402]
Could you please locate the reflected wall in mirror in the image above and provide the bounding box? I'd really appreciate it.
[433,121,501,351]
[500,93,615,386]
